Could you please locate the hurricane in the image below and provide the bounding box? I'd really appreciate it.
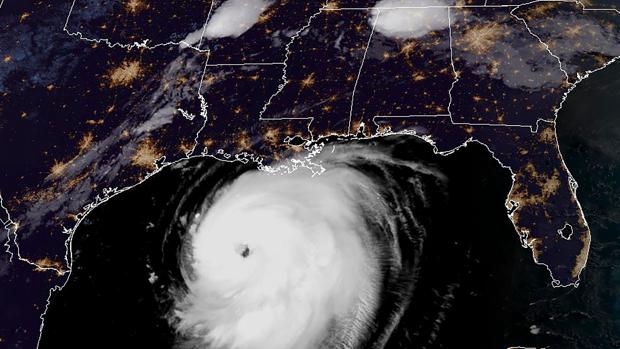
[40,135,517,348]
[159,139,447,349]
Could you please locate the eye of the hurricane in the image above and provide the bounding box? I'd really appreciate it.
[235,243,251,259]
[172,168,381,349]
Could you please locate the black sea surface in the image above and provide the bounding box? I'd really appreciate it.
[39,62,620,348]
[499,61,620,349]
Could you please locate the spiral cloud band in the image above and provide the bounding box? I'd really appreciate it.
[38,136,519,348]
[170,140,447,348]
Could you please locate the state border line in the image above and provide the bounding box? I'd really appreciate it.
[63,0,212,51]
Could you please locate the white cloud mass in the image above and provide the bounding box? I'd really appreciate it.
[371,0,453,39]
[204,0,274,39]
[173,166,380,349]
[181,26,205,47]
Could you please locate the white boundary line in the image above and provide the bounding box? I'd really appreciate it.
[204,62,285,67]
[348,9,379,135]
[510,7,570,81]
[373,114,451,118]
[258,6,325,120]
[31,0,616,291]
[63,0,212,52]
[370,0,620,289]
[1,193,16,261]
[322,0,579,10]
[0,1,616,346]
[445,7,535,129]
[27,2,222,348]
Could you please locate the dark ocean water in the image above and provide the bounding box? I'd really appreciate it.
[551,61,620,347]
[500,60,620,349]
[40,136,522,348]
[39,62,620,349]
